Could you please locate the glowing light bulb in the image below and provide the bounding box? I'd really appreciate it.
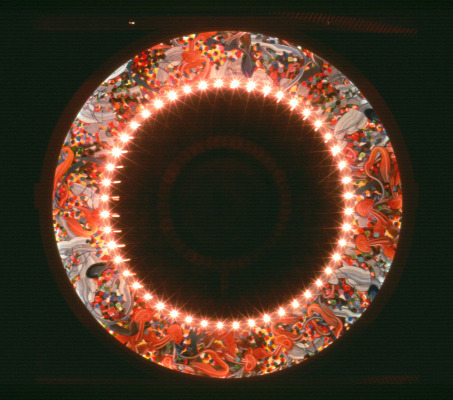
[338,160,347,170]
[120,134,131,143]
[331,145,341,156]
[141,109,151,118]
[114,256,122,263]
[183,85,192,94]
[333,253,341,262]
[214,78,224,88]
[230,79,240,89]
[314,120,322,130]
[344,191,354,200]
[132,282,142,290]
[130,121,140,130]
[185,316,193,324]
[170,310,179,318]
[344,207,354,215]
[216,321,224,329]
[100,194,109,202]
[198,81,208,90]
[156,302,165,311]
[276,91,284,101]
[246,81,256,92]
[304,290,312,299]
[106,164,115,172]
[325,267,333,275]
[248,319,255,327]
[342,176,352,184]
[107,241,117,250]
[263,314,271,323]
[122,270,131,277]
[339,238,347,247]
[154,99,163,109]
[289,98,299,109]
[324,133,332,141]
[278,307,286,317]
[112,148,122,157]
[103,226,111,233]
[342,223,352,231]
[200,320,208,328]
[316,279,323,287]
[144,293,152,300]
[291,299,299,309]
[232,321,240,329]
[167,90,178,100]
[302,109,311,119]
[102,179,111,187]
[262,85,271,96]
[100,210,110,218]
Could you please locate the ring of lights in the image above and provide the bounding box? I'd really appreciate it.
[52,31,402,378]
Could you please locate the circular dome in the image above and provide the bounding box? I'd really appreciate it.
[52,31,403,378]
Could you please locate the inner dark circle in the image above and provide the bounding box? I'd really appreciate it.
[118,90,342,319]
[170,148,280,259]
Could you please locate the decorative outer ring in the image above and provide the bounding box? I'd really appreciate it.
[37,25,413,382]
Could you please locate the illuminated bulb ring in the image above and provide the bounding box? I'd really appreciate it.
[52,32,402,378]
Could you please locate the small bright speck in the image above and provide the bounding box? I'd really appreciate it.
[167,91,178,100]
[304,290,312,299]
[100,194,109,202]
[132,282,142,290]
[230,79,240,89]
[344,192,354,200]
[201,320,208,328]
[183,85,192,94]
[316,279,323,287]
[141,109,151,118]
[246,81,256,92]
[103,226,111,233]
[339,238,347,246]
[216,322,224,329]
[100,211,110,218]
[154,99,163,109]
[302,109,311,118]
[262,86,271,96]
[324,133,332,140]
[278,307,286,316]
[333,253,341,262]
[130,121,140,130]
[338,160,347,170]
[342,223,352,231]
[112,148,122,157]
[263,314,271,323]
[331,145,341,156]
[345,208,354,215]
[291,299,299,308]
[342,176,352,184]
[120,134,130,143]
[144,293,152,300]
[170,310,179,318]
[276,91,284,101]
[325,267,333,275]
[214,79,224,88]
[198,81,208,90]
[314,120,322,129]
[122,270,131,277]
[248,319,255,327]
[232,321,240,329]
[185,316,193,324]
[114,256,122,264]
[107,241,117,249]
[156,302,165,311]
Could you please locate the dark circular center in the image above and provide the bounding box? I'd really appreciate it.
[118,90,341,319]
[170,147,280,259]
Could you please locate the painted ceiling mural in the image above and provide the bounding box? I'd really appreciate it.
[52,31,402,378]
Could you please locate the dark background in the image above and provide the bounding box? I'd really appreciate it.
[3,2,452,397]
